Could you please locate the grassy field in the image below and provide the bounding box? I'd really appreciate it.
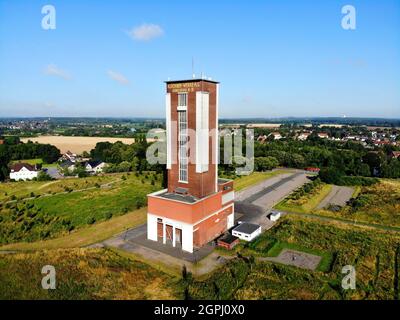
[325,179,400,227]
[233,169,293,191]
[0,208,147,251]
[186,215,400,300]
[275,183,332,213]
[11,158,44,165]
[276,179,400,228]
[0,248,180,300]
[0,172,161,244]
[0,173,136,202]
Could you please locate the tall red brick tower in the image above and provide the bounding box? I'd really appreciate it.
[147,79,235,253]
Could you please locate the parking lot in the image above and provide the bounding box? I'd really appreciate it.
[235,171,311,228]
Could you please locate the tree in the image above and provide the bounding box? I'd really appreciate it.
[382,159,400,178]
[37,171,53,181]
[319,167,344,184]
[356,163,371,177]
[255,157,279,171]
[0,144,11,181]
[118,161,131,172]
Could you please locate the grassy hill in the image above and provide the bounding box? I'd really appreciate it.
[186,216,400,300]
[0,172,161,244]
[0,248,180,300]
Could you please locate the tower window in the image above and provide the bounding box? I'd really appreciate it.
[178,93,188,107]
[178,109,188,182]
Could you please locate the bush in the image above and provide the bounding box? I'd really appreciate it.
[104,212,113,220]
[87,217,96,225]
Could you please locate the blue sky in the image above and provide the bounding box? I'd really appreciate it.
[0,0,399,118]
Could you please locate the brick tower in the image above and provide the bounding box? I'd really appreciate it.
[147,79,234,253]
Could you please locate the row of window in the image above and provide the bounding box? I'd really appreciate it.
[178,92,188,182]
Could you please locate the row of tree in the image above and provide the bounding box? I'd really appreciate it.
[0,137,61,181]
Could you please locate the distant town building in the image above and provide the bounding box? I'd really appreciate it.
[257,135,268,143]
[9,163,39,181]
[60,160,76,172]
[297,132,311,141]
[268,132,283,140]
[317,133,329,139]
[391,151,400,159]
[62,151,77,163]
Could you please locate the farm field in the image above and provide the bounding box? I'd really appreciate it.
[0,172,161,244]
[20,136,139,154]
[233,169,293,191]
[276,179,400,228]
[0,248,179,300]
[186,216,400,300]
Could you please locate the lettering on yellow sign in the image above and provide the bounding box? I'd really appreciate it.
[167,82,201,93]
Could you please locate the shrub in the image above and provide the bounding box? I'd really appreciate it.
[104,212,113,220]
[87,217,96,225]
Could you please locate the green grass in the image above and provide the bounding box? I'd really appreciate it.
[266,241,333,272]
[0,173,161,244]
[275,183,332,213]
[320,180,400,228]
[11,158,43,165]
[233,169,293,191]
[187,215,400,300]
[0,207,148,251]
[282,180,400,228]
[0,172,140,202]
[0,248,179,300]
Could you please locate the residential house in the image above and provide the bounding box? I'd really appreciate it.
[84,160,107,173]
[317,133,329,139]
[60,160,76,173]
[257,135,268,143]
[62,151,77,163]
[391,151,400,159]
[268,132,283,140]
[9,163,39,181]
[297,132,311,141]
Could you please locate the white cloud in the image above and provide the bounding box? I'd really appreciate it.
[127,23,164,41]
[44,64,71,80]
[107,70,130,85]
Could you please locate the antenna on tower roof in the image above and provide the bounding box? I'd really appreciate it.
[192,57,195,79]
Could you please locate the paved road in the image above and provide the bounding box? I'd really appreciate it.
[317,185,354,209]
[235,171,311,227]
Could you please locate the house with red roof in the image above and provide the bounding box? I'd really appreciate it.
[9,163,39,181]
